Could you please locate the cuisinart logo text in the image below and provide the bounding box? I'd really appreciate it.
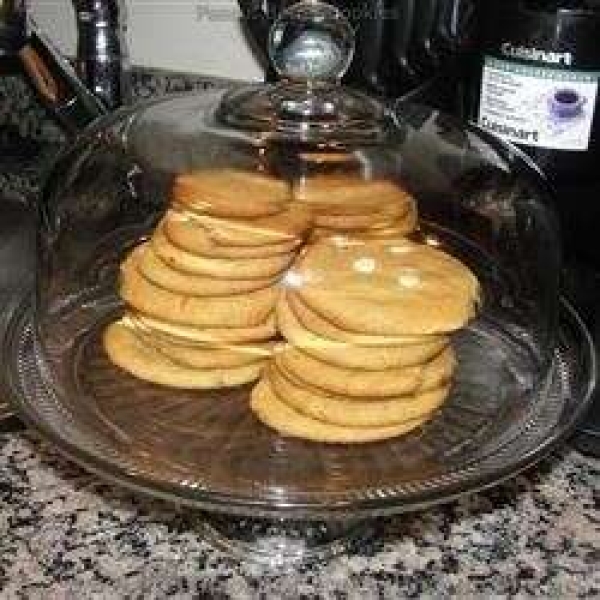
[501,42,573,66]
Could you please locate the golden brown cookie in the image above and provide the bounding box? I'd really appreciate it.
[292,175,413,212]
[294,177,416,233]
[141,338,274,369]
[274,346,425,397]
[136,244,278,296]
[419,346,457,391]
[151,227,295,280]
[276,293,448,370]
[156,340,275,369]
[275,344,455,398]
[172,203,312,247]
[311,200,409,230]
[311,204,419,240]
[129,319,277,369]
[104,320,265,389]
[267,364,449,427]
[354,208,419,238]
[164,211,301,258]
[285,292,445,347]
[172,168,291,218]
[129,311,277,344]
[295,236,480,336]
[120,251,277,327]
[312,203,418,239]
[250,378,427,443]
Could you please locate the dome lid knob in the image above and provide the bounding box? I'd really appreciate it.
[268,1,355,84]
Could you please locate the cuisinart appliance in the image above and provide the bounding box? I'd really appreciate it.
[468,0,600,454]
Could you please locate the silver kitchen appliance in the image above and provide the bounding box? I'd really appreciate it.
[0,0,130,132]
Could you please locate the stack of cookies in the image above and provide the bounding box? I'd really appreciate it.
[251,236,480,443]
[104,168,311,389]
[292,175,418,239]
[102,166,482,445]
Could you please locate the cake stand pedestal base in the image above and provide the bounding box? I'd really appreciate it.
[198,514,378,567]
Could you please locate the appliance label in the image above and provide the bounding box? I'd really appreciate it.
[478,56,599,151]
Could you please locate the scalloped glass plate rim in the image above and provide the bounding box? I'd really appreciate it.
[4,298,595,521]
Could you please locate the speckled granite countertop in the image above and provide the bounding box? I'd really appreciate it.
[0,68,598,599]
[0,433,597,598]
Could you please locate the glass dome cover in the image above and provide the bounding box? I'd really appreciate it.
[25,1,572,518]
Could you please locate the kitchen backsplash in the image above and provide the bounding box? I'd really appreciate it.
[29,0,264,81]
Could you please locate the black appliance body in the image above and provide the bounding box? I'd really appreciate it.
[466,0,600,453]
[467,1,600,260]
[238,0,478,111]
[470,2,599,178]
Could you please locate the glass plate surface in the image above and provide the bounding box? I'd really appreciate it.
[4,299,595,520]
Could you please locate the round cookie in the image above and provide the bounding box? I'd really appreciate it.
[267,364,449,427]
[274,346,425,397]
[292,176,414,213]
[164,212,300,258]
[295,236,480,336]
[276,344,455,398]
[419,346,456,391]
[276,293,448,370]
[152,227,294,280]
[173,203,312,247]
[311,200,409,230]
[104,320,265,389]
[355,207,418,239]
[312,203,418,239]
[250,379,427,443]
[129,312,277,344]
[136,330,275,369]
[285,292,446,347]
[160,342,275,369]
[172,168,290,218]
[136,244,277,296]
[120,252,277,327]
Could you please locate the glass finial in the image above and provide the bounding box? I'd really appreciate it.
[268,1,355,84]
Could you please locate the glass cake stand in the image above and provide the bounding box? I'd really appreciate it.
[4,1,596,566]
[3,296,595,565]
